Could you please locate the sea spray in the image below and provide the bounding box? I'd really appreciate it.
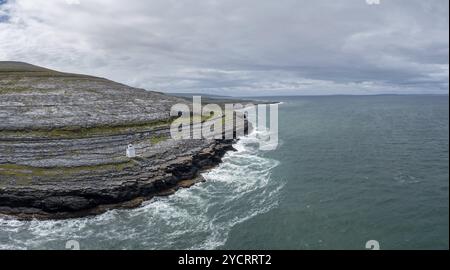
[0,129,283,250]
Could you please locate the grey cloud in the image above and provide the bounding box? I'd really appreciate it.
[0,0,448,96]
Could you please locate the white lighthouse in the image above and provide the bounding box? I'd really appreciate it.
[126,144,136,158]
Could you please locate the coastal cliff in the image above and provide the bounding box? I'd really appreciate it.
[0,62,244,219]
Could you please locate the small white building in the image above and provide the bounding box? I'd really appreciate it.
[126,144,136,158]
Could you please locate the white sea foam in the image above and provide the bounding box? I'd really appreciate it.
[0,130,283,250]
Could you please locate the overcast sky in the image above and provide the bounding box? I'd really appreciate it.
[0,0,448,96]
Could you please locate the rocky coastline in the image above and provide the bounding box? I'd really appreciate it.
[0,139,237,220]
[0,62,247,220]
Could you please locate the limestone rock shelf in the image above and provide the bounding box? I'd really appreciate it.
[0,62,241,219]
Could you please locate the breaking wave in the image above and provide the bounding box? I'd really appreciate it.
[0,130,282,250]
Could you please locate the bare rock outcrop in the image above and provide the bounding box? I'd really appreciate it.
[0,62,243,219]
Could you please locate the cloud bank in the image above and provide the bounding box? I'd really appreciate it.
[0,0,448,96]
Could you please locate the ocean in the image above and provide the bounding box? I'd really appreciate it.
[0,95,448,250]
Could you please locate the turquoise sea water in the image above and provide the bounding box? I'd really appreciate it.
[0,95,448,250]
[225,95,449,250]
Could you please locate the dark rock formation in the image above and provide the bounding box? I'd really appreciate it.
[0,62,244,220]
